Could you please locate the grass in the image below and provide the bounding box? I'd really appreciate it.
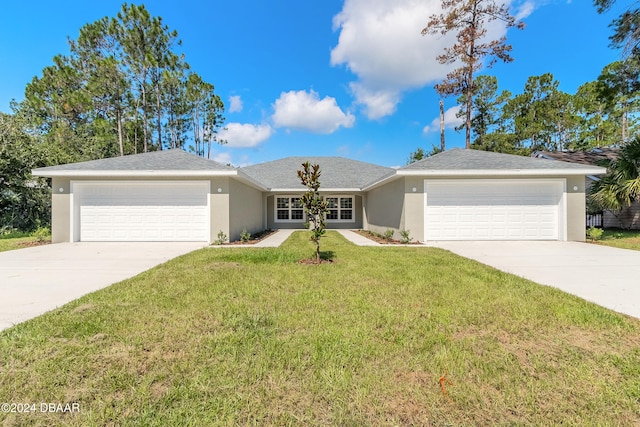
[0,230,51,253]
[1,231,639,426]
[594,229,640,251]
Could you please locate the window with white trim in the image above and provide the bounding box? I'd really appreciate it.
[274,195,355,223]
[275,196,304,221]
[325,196,354,222]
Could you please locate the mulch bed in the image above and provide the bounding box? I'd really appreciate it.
[225,229,276,245]
[353,229,420,245]
[297,258,334,265]
[18,240,51,248]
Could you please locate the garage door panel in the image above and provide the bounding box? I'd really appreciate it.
[425,180,563,241]
[75,182,209,242]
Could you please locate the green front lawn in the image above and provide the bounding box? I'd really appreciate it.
[1,232,639,425]
[0,230,50,253]
[596,229,640,251]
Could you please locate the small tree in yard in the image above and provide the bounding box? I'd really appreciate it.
[297,162,329,264]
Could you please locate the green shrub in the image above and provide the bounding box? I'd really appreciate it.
[214,230,228,245]
[399,229,412,244]
[1,227,19,236]
[586,226,604,241]
[383,229,395,242]
[32,227,51,243]
[240,228,251,243]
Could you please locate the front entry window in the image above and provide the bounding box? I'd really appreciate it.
[325,196,354,222]
[275,195,355,223]
[276,196,304,221]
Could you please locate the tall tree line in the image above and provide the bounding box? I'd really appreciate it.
[18,3,225,162]
[457,59,640,154]
[1,3,226,231]
[422,0,525,149]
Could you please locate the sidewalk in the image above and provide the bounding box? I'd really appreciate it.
[212,229,383,248]
[252,229,297,247]
[335,229,382,246]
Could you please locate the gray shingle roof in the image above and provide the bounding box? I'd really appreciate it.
[33,149,234,173]
[401,148,605,171]
[240,156,394,190]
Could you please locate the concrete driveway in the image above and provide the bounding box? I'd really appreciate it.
[0,242,205,331]
[426,241,640,319]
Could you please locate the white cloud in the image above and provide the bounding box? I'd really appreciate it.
[515,1,536,20]
[209,152,252,167]
[229,95,243,113]
[217,122,273,147]
[211,152,232,165]
[272,90,355,133]
[422,105,463,133]
[349,83,401,119]
[331,0,522,119]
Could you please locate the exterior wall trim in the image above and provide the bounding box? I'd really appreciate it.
[400,168,604,177]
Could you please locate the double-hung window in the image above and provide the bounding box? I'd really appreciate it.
[275,195,355,223]
[325,196,354,222]
[276,196,304,221]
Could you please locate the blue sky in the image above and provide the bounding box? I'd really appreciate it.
[0,0,624,167]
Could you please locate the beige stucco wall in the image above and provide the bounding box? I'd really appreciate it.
[403,177,425,242]
[365,178,405,238]
[51,177,71,243]
[209,177,230,243]
[48,173,592,243]
[228,179,265,241]
[566,175,586,241]
[50,176,249,244]
[266,193,363,230]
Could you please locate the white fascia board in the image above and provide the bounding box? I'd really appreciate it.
[31,170,239,177]
[234,170,269,191]
[362,173,401,191]
[269,188,362,193]
[397,168,607,177]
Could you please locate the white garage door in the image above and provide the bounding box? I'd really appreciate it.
[73,181,209,242]
[425,179,564,241]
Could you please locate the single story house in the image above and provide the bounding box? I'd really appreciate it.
[533,148,640,229]
[33,148,605,243]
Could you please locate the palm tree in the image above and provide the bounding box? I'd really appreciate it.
[589,137,640,228]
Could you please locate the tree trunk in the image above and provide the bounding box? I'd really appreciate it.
[465,93,472,149]
[440,99,445,152]
[141,83,148,153]
[155,83,163,150]
[464,3,477,150]
[193,108,200,156]
[622,107,628,146]
[117,108,124,156]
